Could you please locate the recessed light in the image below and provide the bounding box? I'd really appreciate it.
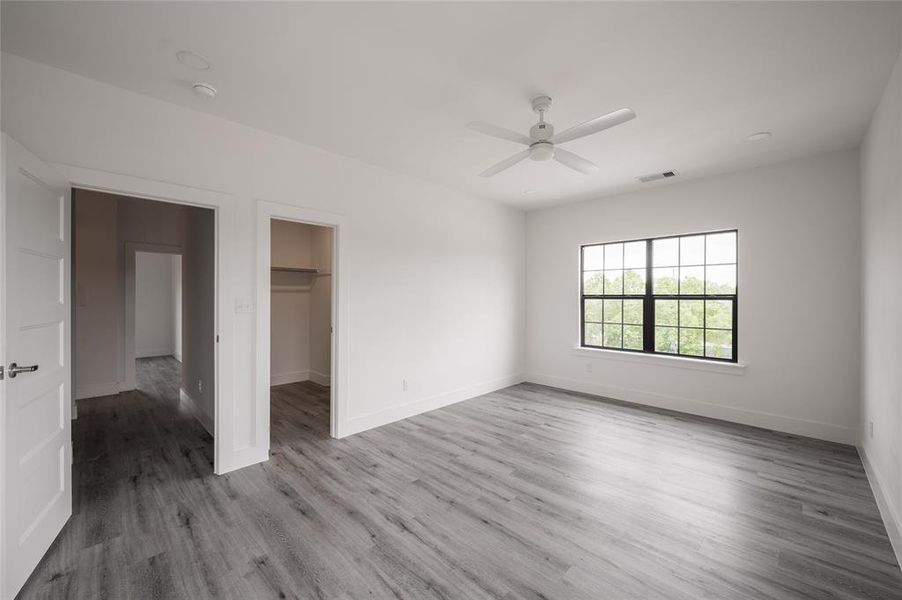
[177,50,211,71]
[192,82,217,98]
[747,131,772,142]
[523,189,537,195]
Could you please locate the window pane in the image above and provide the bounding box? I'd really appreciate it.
[623,299,643,325]
[604,243,623,269]
[584,231,737,360]
[655,326,678,353]
[603,324,622,348]
[653,238,678,267]
[680,235,705,265]
[583,271,604,294]
[706,232,736,265]
[679,328,704,356]
[706,264,736,294]
[603,299,622,323]
[604,270,623,294]
[679,266,705,294]
[584,299,604,322]
[655,299,678,326]
[624,325,643,350]
[623,268,646,294]
[584,323,603,346]
[705,300,732,329]
[623,241,646,268]
[679,300,704,328]
[583,245,604,270]
[653,267,678,294]
[705,329,733,360]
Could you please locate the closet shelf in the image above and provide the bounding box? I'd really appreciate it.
[271,266,319,273]
[270,265,328,292]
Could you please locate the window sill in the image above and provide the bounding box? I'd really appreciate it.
[572,346,747,375]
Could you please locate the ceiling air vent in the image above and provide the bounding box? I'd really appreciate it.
[637,170,678,183]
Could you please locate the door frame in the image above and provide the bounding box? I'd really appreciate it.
[256,200,347,443]
[123,243,183,391]
[56,164,233,474]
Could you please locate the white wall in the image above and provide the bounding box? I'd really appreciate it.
[271,218,313,267]
[72,192,119,399]
[172,255,182,362]
[526,149,861,444]
[181,207,216,426]
[1,53,526,471]
[309,226,333,385]
[135,252,175,358]
[860,48,902,562]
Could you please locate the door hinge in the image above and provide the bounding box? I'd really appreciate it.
[216,334,220,343]
[0,365,4,380]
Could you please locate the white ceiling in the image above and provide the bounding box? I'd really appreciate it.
[2,2,900,209]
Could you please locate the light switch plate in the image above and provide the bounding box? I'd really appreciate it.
[235,299,255,313]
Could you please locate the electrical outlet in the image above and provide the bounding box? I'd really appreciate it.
[869,421,874,439]
[585,362,593,373]
[198,379,203,394]
[402,379,408,392]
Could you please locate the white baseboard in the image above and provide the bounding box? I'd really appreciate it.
[309,369,330,387]
[75,381,122,400]
[180,388,214,437]
[858,445,902,570]
[136,348,175,359]
[270,370,309,386]
[525,372,857,445]
[339,373,525,438]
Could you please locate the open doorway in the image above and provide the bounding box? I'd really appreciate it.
[269,218,334,442]
[72,189,216,463]
[133,250,183,411]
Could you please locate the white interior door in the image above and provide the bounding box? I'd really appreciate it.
[0,135,71,600]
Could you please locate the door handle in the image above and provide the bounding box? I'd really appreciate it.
[8,363,39,378]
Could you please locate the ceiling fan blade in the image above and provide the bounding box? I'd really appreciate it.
[467,121,531,146]
[479,149,531,177]
[553,108,636,145]
[554,148,599,175]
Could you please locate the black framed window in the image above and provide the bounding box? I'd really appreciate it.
[581,230,737,362]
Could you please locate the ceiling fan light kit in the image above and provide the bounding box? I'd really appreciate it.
[469,96,636,177]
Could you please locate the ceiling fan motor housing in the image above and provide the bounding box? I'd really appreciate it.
[529,141,554,161]
[530,122,554,141]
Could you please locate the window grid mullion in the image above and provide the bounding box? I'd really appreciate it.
[581,231,737,363]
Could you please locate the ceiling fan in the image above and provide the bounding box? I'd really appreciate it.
[468,96,636,177]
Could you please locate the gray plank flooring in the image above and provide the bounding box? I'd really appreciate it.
[15,356,902,599]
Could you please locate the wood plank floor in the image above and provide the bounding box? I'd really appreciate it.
[16,356,902,599]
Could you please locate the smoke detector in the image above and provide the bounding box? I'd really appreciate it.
[192,82,217,98]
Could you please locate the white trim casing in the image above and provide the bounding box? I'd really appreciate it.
[308,369,331,387]
[74,382,122,401]
[270,370,309,386]
[51,163,236,474]
[180,388,214,437]
[256,200,347,448]
[858,445,902,570]
[343,374,524,436]
[525,373,858,445]
[572,346,747,375]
